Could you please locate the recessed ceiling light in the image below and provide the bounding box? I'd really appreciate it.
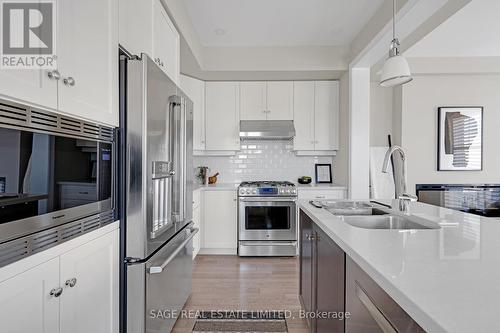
[214,28,226,36]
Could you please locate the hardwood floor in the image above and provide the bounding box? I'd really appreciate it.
[172,255,309,333]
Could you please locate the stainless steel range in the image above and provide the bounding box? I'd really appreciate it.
[238,181,297,257]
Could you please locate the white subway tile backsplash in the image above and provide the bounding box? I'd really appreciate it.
[194,140,334,183]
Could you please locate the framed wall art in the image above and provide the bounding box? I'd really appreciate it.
[438,106,483,171]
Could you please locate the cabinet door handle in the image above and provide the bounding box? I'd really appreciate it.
[65,278,77,288]
[49,287,63,297]
[355,282,397,333]
[306,234,315,241]
[47,70,60,80]
[63,77,75,87]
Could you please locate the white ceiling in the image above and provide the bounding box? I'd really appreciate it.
[183,0,384,47]
[406,0,500,57]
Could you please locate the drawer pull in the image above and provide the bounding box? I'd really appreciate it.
[148,228,199,274]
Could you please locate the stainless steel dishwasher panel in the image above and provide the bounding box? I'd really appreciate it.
[145,224,198,333]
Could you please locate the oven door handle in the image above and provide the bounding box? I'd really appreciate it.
[239,197,297,202]
[148,227,199,274]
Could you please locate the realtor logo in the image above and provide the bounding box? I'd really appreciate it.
[1,1,56,69]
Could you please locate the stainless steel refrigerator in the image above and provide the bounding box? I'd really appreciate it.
[119,54,196,333]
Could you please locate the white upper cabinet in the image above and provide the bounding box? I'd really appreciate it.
[152,0,180,84]
[240,82,267,120]
[0,69,58,111]
[0,258,60,333]
[266,81,293,120]
[205,82,240,151]
[180,75,206,151]
[293,81,339,152]
[0,0,118,127]
[314,81,339,151]
[59,230,119,333]
[119,0,180,84]
[58,0,118,127]
[293,81,315,150]
[240,81,293,120]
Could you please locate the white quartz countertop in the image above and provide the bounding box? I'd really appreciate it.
[299,199,500,333]
[296,183,347,190]
[194,183,239,191]
[194,182,347,191]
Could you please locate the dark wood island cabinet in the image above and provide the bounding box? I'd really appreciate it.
[299,209,426,333]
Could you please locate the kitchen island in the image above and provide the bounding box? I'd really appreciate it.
[299,199,498,333]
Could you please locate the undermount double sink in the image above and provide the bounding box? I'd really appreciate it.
[339,215,440,230]
[314,201,440,230]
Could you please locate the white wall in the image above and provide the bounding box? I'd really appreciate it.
[400,74,500,194]
[333,72,349,187]
[370,82,393,146]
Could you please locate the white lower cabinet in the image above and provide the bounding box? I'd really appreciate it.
[60,230,119,333]
[0,226,119,333]
[0,257,60,333]
[192,189,202,258]
[202,190,237,253]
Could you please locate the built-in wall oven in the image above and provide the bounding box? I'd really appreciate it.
[238,181,297,256]
[0,99,115,267]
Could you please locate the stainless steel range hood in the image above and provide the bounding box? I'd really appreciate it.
[239,120,295,140]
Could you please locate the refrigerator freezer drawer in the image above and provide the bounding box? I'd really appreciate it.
[146,225,197,333]
[126,224,197,333]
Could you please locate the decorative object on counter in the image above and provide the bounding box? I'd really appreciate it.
[208,172,219,184]
[196,166,209,185]
[315,164,332,183]
[298,176,312,184]
[438,106,483,171]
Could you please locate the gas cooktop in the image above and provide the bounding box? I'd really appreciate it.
[238,181,297,197]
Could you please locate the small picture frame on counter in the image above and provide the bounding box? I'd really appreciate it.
[315,164,332,183]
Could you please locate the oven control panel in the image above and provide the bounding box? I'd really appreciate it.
[238,186,297,197]
[259,188,278,195]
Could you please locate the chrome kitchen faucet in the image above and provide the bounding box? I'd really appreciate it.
[382,146,418,213]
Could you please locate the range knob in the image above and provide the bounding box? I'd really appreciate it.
[239,189,245,195]
[251,189,257,194]
[291,189,297,194]
[245,189,251,194]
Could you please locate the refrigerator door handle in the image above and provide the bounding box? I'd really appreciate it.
[148,227,199,274]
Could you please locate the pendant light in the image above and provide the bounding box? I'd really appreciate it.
[380,0,412,87]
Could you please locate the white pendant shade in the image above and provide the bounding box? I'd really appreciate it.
[380,55,413,87]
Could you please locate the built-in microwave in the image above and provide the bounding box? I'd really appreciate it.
[0,99,116,267]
